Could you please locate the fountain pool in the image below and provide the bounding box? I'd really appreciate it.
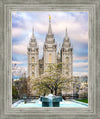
[12,99,88,108]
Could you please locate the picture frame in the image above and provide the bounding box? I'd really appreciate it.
[0,0,100,119]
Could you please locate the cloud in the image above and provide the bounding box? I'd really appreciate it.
[73,71,88,76]
[33,17,88,44]
[73,61,88,76]
[73,56,88,61]
[12,65,27,77]
[12,33,45,58]
[12,12,88,78]
[12,61,24,65]
[12,12,88,44]
[12,32,32,55]
[12,28,24,38]
[12,44,27,55]
[73,62,88,68]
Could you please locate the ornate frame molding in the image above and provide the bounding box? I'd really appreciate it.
[0,0,100,119]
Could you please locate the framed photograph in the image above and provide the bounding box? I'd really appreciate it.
[12,11,88,108]
[0,0,100,119]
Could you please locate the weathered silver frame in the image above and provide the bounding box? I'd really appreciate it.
[0,0,100,119]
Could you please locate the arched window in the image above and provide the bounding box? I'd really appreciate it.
[32,72,34,77]
[49,54,52,63]
[32,57,35,63]
[66,65,69,70]
[32,65,34,71]
[66,72,69,76]
[66,57,69,63]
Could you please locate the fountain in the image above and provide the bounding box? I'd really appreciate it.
[40,94,62,107]
[12,94,88,107]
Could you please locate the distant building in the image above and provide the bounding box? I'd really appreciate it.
[73,76,88,98]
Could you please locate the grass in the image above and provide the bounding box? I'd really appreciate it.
[75,99,88,103]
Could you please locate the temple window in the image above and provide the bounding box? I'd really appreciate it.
[32,65,34,71]
[32,57,35,63]
[32,72,34,77]
[66,72,69,76]
[66,65,69,70]
[49,54,52,63]
[66,57,69,63]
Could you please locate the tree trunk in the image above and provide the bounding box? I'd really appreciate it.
[55,89,57,96]
[51,90,53,94]
[43,93,46,96]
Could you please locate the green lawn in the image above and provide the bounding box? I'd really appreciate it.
[75,99,88,103]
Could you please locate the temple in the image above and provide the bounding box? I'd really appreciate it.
[27,16,73,95]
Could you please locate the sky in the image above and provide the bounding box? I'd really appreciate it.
[12,12,88,78]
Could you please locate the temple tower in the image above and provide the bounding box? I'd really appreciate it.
[61,28,73,95]
[43,16,57,71]
[61,28,73,79]
[27,28,39,78]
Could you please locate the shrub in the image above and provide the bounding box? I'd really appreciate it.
[79,91,88,99]
[12,85,18,99]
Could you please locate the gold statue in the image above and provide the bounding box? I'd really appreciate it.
[49,15,51,20]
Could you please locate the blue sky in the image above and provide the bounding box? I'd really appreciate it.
[12,12,88,77]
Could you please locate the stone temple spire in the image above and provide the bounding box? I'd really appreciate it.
[43,15,57,71]
[48,15,52,35]
[62,28,71,48]
[31,27,36,43]
[65,28,69,41]
[32,27,35,39]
